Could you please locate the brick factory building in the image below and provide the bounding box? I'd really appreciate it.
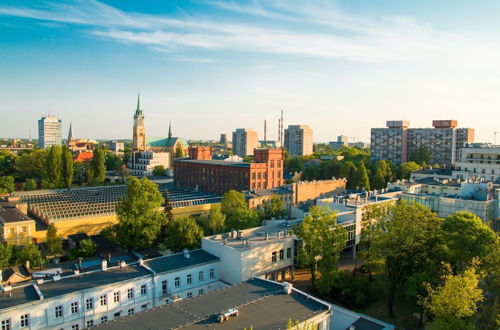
[174,147,284,194]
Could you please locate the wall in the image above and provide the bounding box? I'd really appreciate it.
[291,179,346,205]
[201,238,243,284]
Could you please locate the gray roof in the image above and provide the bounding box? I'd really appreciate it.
[244,187,292,199]
[175,159,251,167]
[97,279,329,330]
[0,284,40,310]
[0,204,33,224]
[144,250,219,274]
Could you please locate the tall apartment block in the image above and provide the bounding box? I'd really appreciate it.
[371,120,474,166]
[284,125,314,156]
[232,128,259,157]
[38,115,62,148]
[453,143,500,182]
[370,121,409,165]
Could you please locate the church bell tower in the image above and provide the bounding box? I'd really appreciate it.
[132,93,146,152]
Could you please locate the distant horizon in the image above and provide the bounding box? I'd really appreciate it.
[1,0,499,143]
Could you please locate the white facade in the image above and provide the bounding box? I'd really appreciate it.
[0,250,222,330]
[453,143,500,182]
[284,125,313,156]
[127,151,170,176]
[38,116,62,149]
[202,224,296,284]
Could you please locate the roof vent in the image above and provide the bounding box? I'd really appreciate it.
[37,279,44,285]
[53,275,61,282]
[119,260,126,268]
[101,258,108,271]
[183,249,190,259]
[282,282,293,294]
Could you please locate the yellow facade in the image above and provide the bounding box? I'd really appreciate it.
[2,220,37,245]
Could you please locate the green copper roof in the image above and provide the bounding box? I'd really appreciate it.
[146,137,188,147]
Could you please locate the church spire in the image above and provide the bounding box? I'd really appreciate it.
[134,92,143,117]
[68,122,74,141]
[168,121,172,139]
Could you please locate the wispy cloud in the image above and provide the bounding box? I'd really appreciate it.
[1,0,500,70]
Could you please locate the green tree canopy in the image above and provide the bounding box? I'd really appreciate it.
[286,157,304,173]
[410,146,432,166]
[15,149,46,180]
[61,145,74,188]
[423,262,484,330]
[441,212,498,271]
[0,243,12,268]
[44,145,62,188]
[0,176,15,194]
[46,223,63,257]
[166,217,204,252]
[200,204,226,235]
[16,242,43,268]
[70,238,97,259]
[115,177,167,249]
[175,144,184,158]
[293,206,346,294]
[352,161,370,191]
[92,145,106,184]
[152,165,167,176]
[105,152,123,171]
[0,151,17,177]
[399,161,421,180]
[339,161,357,189]
[258,195,286,220]
[22,178,37,191]
[370,202,442,317]
[371,160,395,189]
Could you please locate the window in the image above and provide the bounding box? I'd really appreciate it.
[162,280,168,295]
[55,305,63,318]
[113,291,120,303]
[198,271,204,282]
[100,295,107,306]
[209,268,215,279]
[71,324,79,330]
[141,284,147,296]
[127,288,134,299]
[20,315,29,328]
[127,308,134,316]
[187,274,192,285]
[198,289,204,295]
[279,249,284,261]
[21,226,27,233]
[141,304,148,310]
[71,302,78,314]
[175,277,180,288]
[100,316,108,323]
[113,312,121,318]
[86,297,93,310]
[271,251,277,262]
[187,292,192,299]
[86,320,94,328]
[287,248,292,259]
[1,319,10,330]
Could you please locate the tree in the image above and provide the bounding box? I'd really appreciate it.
[399,161,420,179]
[46,223,62,257]
[115,177,167,249]
[221,190,247,220]
[61,145,73,187]
[302,166,319,181]
[152,165,167,176]
[0,243,12,268]
[339,161,357,189]
[44,145,62,188]
[293,206,346,294]
[22,178,37,191]
[166,217,204,252]
[77,238,96,257]
[92,145,106,184]
[286,157,304,174]
[370,202,442,318]
[0,151,17,177]
[220,190,260,230]
[15,149,46,180]
[105,152,123,171]
[422,262,484,329]
[410,146,432,166]
[440,212,498,271]
[352,161,370,191]
[175,144,184,158]
[0,176,15,194]
[16,242,43,268]
[258,195,286,220]
[201,204,226,235]
[371,160,395,189]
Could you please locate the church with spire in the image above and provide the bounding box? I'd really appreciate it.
[66,122,96,153]
[128,93,188,176]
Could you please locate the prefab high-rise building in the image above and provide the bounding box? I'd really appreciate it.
[232,128,259,157]
[284,125,313,156]
[38,115,62,148]
[371,120,474,166]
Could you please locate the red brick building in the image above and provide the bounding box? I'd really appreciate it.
[174,147,284,194]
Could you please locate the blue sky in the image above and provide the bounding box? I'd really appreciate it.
[1,0,499,143]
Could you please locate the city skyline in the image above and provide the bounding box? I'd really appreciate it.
[1,0,500,142]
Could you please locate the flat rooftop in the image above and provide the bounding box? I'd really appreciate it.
[175,159,251,167]
[144,249,219,274]
[98,278,330,330]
